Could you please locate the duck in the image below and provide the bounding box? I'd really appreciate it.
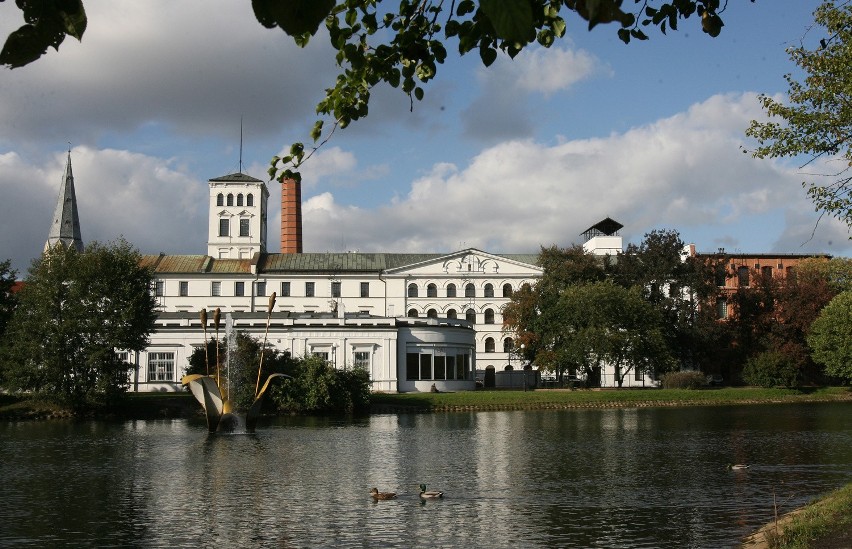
[370,487,397,500]
[727,463,750,470]
[419,483,444,499]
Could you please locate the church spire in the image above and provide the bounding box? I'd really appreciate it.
[45,149,83,253]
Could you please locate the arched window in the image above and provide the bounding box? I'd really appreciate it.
[446,283,457,298]
[465,309,476,323]
[427,283,437,298]
[427,308,438,318]
[407,308,419,318]
[484,308,495,324]
[503,338,513,353]
[465,283,475,298]
[484,283,494,298]
[408,283,418,298]
[521,283,531,292]
[446,309,457,319]
[503,283,513,297]
[504,364,514,371]
[227,193,234,206]
[216,193,224,206]
[237,193,244,206]
[246,193,254,207]
[485,337,495,353]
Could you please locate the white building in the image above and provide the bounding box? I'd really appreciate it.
[48,162,658,392]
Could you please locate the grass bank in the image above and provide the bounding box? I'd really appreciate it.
[741,481,852,549]
[369,386,852,413]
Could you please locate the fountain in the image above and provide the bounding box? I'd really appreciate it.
[182,293,289,432]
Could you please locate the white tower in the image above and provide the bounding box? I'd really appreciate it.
[207,172,269,259]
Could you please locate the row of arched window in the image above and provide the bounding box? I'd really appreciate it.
[407,307,497,324]
[482,337,515,353]
[216,193,254,207]
[408,282,517,298]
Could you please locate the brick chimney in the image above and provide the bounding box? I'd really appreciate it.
[280,177,303,253]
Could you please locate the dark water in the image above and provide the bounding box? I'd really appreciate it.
[1,402,850,548]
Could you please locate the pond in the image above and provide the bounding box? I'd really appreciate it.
[1,402,850,548]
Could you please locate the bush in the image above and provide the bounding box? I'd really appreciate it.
[270,356,371,414]
[660,370,707,389]
[742,350,800,388]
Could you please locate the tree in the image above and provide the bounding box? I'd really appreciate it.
[807,290,852,382]
[746,1,852,227]
[557,281,674,387]
[502,244,605,383]
[796,256,852,293]
[1,1,741,182]
[0,240,157,409]
[0,259,17,341]
[610,229,724,371]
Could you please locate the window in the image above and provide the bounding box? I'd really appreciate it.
[485,337,495,353]
[256,281,266,297]
[715,265,727,287]
[237,193,244,206]
[408,308,418,318]
[465,283,475,298]
[211,281,221,296]
[503,338,513,353]
[465,309,476,323]
[427,308,438,318]
[406,353,419,380]
[408,283,418,298]
[305,282,315,297]
[786,266,796,282]
[226,193,234,206]
[313,352,329,363]
[360,282,369,298]
[634,367,643,382]
[219,218,229,237]
[239,218,249,237]
[331,281,341,298]
[117,351,130,364]
[354,351,370,370]
[154,280,164,297]
[446,283,457,298]
[233,281,245,296]
[427,283,437,298]
[420,354,432,380]
[179,281,188,297]
[484,283,494,298]
[503,283,513,298]
[434,355,446,380]
[717,298,728,320]
[148,352,174,382]
[216,193,224,206]
[761,266,773,279]
[737,266,750,287]
[484,308,495,324]
[246,193,254,207]
[281,281,290,297]
[446,309,457,319]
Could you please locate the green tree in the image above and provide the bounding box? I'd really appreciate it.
[796,256,852,293]
[807,290,852,382]
[270,355,371,414]
[0,259,17,341]
[1,1,740,182]
[0,240,157,409]
[558,281,674,387]
[502,244,605,383]
[610,229,724,371]
[746,1,852,227]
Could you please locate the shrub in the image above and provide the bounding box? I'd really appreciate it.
[742,350,800,388]
[660,370,707,389]
[270,356,371,414]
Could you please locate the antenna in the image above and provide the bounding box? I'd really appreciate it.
[239,116,244,173]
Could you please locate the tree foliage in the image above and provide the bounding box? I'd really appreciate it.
[746,1,852,227]
[270,355,371,414]
[0,1,741,183]
[0,240,157,409]
[807,290,852,382]
[0,259,17,341]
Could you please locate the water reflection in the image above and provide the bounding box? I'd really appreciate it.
[1,402,850,548]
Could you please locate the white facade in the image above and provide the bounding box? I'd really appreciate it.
[206,173,269,259]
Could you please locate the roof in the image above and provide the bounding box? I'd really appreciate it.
[581,217,623,239]
[144,252,542,275]
[208,172,263,183]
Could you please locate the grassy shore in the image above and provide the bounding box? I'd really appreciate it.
[741,481,852,549]
[369,386,852,413]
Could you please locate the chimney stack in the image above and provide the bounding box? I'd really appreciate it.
[280,177,303,253]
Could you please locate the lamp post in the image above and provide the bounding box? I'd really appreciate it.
[521,343,527,392]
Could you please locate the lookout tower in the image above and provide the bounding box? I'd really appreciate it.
[581,217,623,256]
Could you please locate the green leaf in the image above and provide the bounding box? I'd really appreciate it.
[479,44,497,67]
[251,0,335,37]
[479,0,534,45]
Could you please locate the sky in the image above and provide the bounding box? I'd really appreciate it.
[1,0,850,275]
